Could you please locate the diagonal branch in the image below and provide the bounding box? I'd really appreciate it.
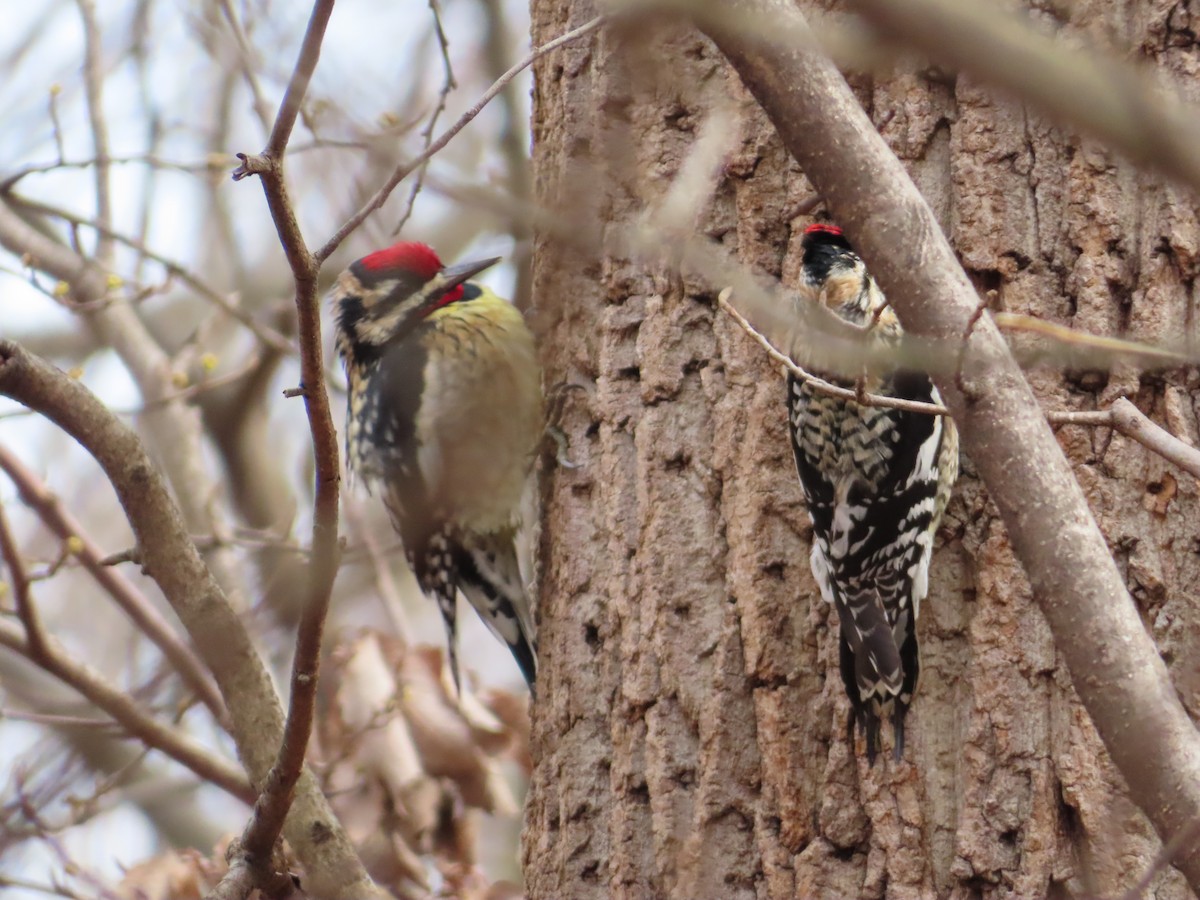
[265,0,335,159]
[4,194,291,352]
[1108,398,1200,481]
[75,0,114,267]
[0,444,228,725]
[0,499,48,662]
[1050,398,1200,482]
[717,288,950,416]
[0,340,378,900]
[0,199,251,613]
[215,0,274,133]
[721,291,1200,480]
[315,13,607,263]
[698,1,1200,890]
[0,619,253,804]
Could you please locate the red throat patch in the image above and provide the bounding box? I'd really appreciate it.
[803,223,843,238]
[358,242,444,280]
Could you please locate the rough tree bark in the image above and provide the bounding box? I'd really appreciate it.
[524,2,1200,898]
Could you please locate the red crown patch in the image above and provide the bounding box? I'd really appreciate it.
[358,242,443,280]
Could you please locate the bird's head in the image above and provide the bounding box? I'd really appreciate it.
[800,224,860,285]
[330,241,500,353]
[799,223,884,324]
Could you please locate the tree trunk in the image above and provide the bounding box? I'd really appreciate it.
[524,2,1200,898]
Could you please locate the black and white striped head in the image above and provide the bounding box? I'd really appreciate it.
[801,224,859,282]
[330,241,499,359]
[800,223,887,327]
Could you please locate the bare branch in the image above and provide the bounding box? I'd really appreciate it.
[390,0,459,236]
[0,500,48,663]
[0,445,229,726]
[717,288,950,416]
[1047,398,1200,482]
[0,708,120,729]
[994,311,1192,367]
[0,340,379,899]
[1108,398,1200,479]
[477,0,535,310]
[343,499,413,642]
[215,0,274,133]
[265,0,335,160]
[699,1,1200,888]
[0,153,222,192]
[1044,409,1114,427]
[315,14,608,263]
[6,193,292,352]
[47,85,67,168]
[75,0,114,266]
[0,619,253,803]
[0,200,250,610]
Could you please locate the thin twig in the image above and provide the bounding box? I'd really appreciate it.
[391,0,458,236]
[47,86,66,165]
[0,619,253,803]
[0,708,121,729]
[0,154,218,192]
[477,0,535,309]
[5,194,291,352]
[1044,409,1114,427]
[717,289,951,416]
[264,0,335,159]
[1049,398,1200,481]
[343,499,412,642]
[95,530,403,568]
[315,13,608,263]
[782,191,822,222]
[216,0,274,133]
[0,874,90,899]
[0,501,48,662]
[130,12,162,287]
[955,293,992,399]
[75,0,114,268]
[1118,813,1200,900]
[0,340,375,897]
[14,802,123,900]
[995,312,1193,366]
[109,351,266,416]
[0,445,229,726]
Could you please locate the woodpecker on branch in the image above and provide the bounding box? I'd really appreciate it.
[788,223,958,763]
[329,241,542,690]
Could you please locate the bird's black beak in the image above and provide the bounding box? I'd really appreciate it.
[438,256,501,292]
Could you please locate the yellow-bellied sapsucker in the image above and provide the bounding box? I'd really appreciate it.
[788,223,958,764]
[330,241,542,690]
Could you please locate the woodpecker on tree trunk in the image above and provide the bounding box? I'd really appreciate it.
[787,223,959,763]
[329,241,542,691]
